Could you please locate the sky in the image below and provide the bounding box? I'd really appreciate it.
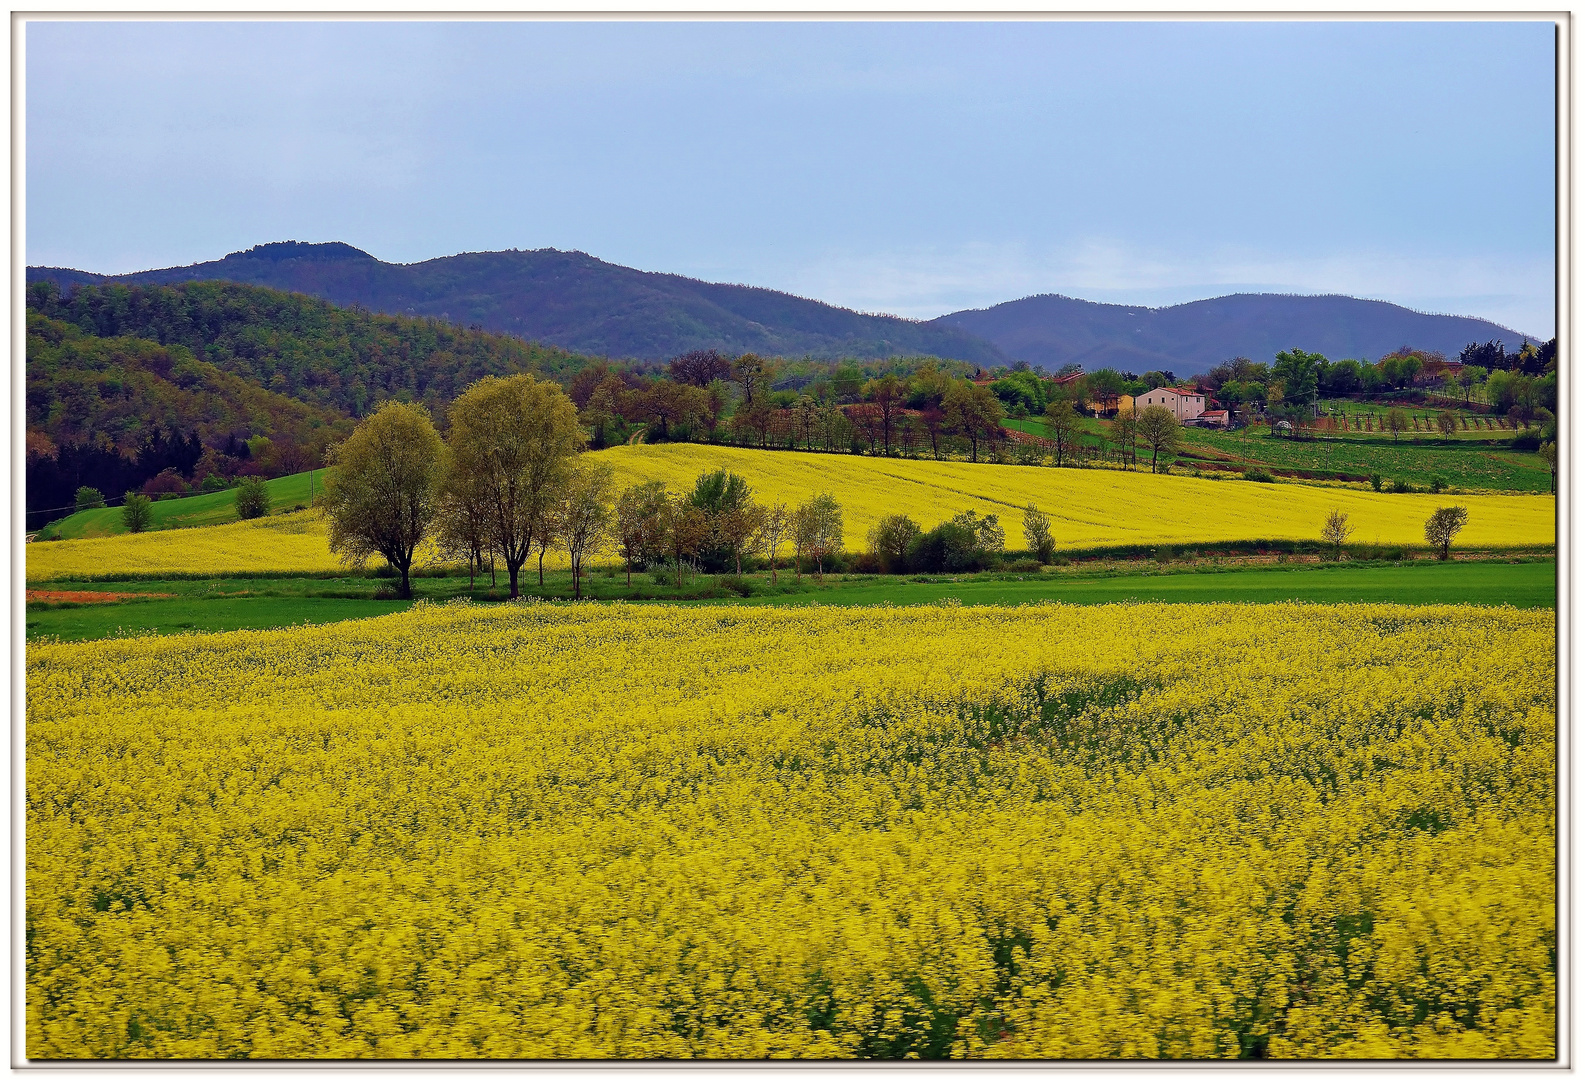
[25,19,1558,337]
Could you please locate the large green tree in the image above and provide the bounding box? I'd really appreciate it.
[321,401,447,600]
[446,374,586,598]
[1273,348,1324,409]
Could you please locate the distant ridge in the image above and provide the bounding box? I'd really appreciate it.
[932,291,1541,375]
[26,244,1006,365]
[27,244,1543,374]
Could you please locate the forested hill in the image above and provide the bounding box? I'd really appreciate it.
[26,277,596,418]
[934,292,1541,376]
[28,242,1008,365]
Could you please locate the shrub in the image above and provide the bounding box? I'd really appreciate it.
[906,510,1004,574]
[1242,469,1275,483]
[73,486,105,513]
[1155,545,1176,564]
[120,493,153,534]
[1369,473,1384,492]
[848,552,882,575]
[235,476,271,520]
[1430,476,1447,494]
[1004,557,1042,574]
[199,473,228,494]
[142,468,190,499]
[866,514,922,574]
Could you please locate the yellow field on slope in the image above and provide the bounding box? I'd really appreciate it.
[29,602,1554,1059]
[25,511,342,581]
[27,446,1554,580]
[599,444,1555,551]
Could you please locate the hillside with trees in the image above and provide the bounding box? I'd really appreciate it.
[935,292,1543,376]
[27,242,1008,365]
[25,277,596,419]
[25,312,352,526]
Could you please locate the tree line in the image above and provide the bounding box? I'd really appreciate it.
[322,373,850,600]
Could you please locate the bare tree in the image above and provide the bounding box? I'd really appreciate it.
[1321,508,1354,562]
[1386,408,1409,441]
[757,501,793,583]
[864,373,907,455]
[1043,398,1081,467]
[1111,408,1141,470]
[1424,506,1469,560]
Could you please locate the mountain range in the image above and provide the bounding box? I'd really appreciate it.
[28,242,1542,375]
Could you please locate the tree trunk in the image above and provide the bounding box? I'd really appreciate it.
[572,556,581,598]
[508,563,520,599]
[626,558,633,587]
[538,548,546,586]
[399,561,413,600]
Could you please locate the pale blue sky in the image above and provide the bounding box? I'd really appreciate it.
[26,19,1557,336]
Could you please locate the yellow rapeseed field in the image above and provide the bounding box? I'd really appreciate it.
[26,447,1555,581]
[28,602,1554,1059]
[25,511,342,582]
[597,444,1556,553]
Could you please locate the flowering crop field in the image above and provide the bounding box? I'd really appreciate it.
[27,447,1554,582]
[28,602,1554,1059]
[599,444,1556,553]
[26,511,343,582]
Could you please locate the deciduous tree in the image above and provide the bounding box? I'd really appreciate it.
[867,513,922,574]
[943,381,1004,463]
[1043,397,1081,467]
[614,480,668,586]
[659,494,710,587]
[560,461,614,599]
[1321,508,1354,562]
[121,492,152,534]
[1136,405,1181,474]
[756,501,792,583]
[792,493,843,581]
[321,401,446,600]
[234,476,270,520]
[446,373,585,599]
[1424,505,1469,560]
[1022,503,1055,563]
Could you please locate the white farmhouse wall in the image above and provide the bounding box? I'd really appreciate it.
[1135,388,1206,422]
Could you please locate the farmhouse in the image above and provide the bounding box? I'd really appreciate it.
[1195,409,1230,429]
[1135,386,1206,423]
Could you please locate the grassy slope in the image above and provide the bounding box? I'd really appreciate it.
[37,471,325,540]
[1000,412,1548,492]
[26,560,1557,641]
[1176,427,1549,492]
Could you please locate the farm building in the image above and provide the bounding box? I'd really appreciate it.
[1135,386,1206,423]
